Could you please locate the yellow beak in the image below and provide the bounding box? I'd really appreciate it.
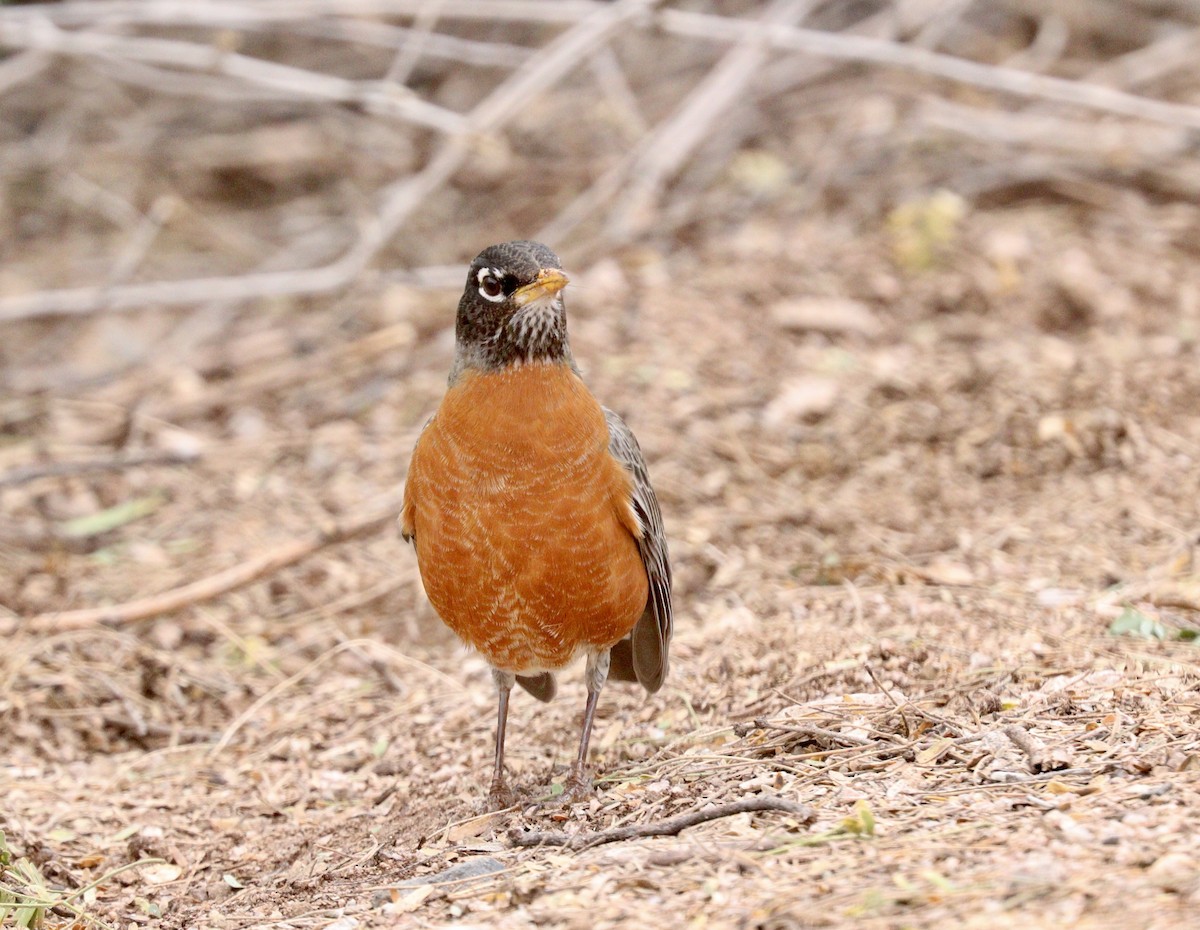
[512,268,569,307]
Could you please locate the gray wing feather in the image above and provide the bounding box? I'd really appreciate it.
[603,407,672,693]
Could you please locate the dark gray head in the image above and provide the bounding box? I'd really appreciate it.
[451,240,572,379]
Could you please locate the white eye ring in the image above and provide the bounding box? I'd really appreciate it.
[476,267,504,302]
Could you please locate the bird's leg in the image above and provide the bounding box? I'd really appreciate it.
[488,669,517,809]
[567,649,610,799]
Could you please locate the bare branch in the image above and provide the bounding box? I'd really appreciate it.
[1084,25,1200,88]
[4,0,1197,328]
[384,0,446,85]
[0,0,658,323]
[659,9,1200,130]
[0,16,466,133]
[538,2,935,245]
[0,47,49,94]
[363,0,662,247]
[253,16,534,68]
[0,1,608,29]
[0,260,364,323]
[605,0,817,240]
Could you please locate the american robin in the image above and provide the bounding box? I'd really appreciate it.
[400,240,672,806]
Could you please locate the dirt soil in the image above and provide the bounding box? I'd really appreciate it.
[5,194,1200,928]
[4,6,1200,930]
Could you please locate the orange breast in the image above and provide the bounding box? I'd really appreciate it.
[402,363,648,674]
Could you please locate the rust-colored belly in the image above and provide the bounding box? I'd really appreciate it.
[403,363,648,674]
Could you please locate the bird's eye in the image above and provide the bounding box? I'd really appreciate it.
[478,272,504,302]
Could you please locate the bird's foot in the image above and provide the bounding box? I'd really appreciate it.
[485,778,519,812]
[561,766,594,804]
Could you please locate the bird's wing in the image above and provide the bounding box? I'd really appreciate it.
[604,407,672,693]
[399,415,436,543]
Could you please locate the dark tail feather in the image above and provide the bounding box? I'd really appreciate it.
[609,613,667,692]
[516,672,557,702]
[609,637,638,683]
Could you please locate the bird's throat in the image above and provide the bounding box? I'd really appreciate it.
[452,306,571,380]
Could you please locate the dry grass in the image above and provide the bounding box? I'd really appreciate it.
[3,1,1200,928]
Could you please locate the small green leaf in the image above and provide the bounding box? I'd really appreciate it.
[921,869,954,891]
[135,897,163,917]
[888,189,966,271]
[1109,607,1166,641]
[841,800,877,836]
[108,824,140,843]
[60,493,167,539]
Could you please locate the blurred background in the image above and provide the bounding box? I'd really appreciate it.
[3,1,1200,926]
[6,0,1199,620]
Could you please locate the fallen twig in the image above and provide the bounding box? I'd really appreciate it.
[986,765,1105,785]
[1004,724,1050,772]
[1004,724,1071,773]
[0,450,201,489]
[735,719,874,748]
[507,797,816,849]
[101,715,218,744]
[865,665,966,738]
[7,499,401,635]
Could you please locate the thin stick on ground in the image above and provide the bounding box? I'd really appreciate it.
[865,664,967,737]
[1003,724,1063,773]
[0,450,201,489]
[7,500,402,635]
[741,720,874,748]
[508,797,816,850]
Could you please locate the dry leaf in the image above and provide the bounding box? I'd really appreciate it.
[444,811,505,843]
[387,884,434,914]
[915,738,953,765]
[141,863,183,885]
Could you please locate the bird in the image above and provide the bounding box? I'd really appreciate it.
[400,240,672,807]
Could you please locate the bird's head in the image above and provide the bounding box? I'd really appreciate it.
[452,240,572,377]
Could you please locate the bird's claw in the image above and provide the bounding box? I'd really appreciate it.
[562,767,594,804]
[485,779,518,811]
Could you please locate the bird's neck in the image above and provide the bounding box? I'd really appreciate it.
[450,312,573,383]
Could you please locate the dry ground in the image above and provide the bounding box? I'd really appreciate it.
[5,199,1200,929]
[4,2,1200,929]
